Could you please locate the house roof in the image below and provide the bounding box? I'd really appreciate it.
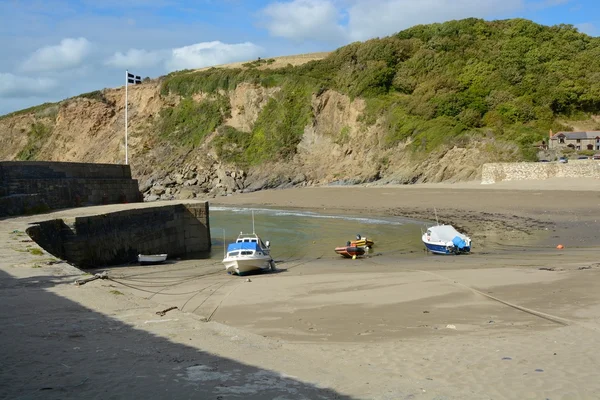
[551,131,600,140]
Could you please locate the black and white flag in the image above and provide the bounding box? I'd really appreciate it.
[127,72,142,85]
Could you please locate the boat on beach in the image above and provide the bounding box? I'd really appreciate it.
[138,253,168,265]
[350,234,374,249]
[422,225,471,255]
[223,233,275,275]
[334,243,366,258]
[222,212,275,275]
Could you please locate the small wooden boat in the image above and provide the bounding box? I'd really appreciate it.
[138,253,168,265]
[334,245,366,258]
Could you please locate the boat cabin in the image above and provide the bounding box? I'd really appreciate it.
[235,233,270,249]
[225,242,266,258]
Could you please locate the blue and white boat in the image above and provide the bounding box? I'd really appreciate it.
[422,225,471,255]
[222,237,274,275]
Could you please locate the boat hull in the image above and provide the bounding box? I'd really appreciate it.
[423,241,471,255]
[138,254,168,265]
[422,225,471,255]
[335,246,366,258]
[223,257,274,275]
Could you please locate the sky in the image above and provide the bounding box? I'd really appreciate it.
[0,0,598,115]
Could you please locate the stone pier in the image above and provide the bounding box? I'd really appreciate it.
[26,202,211,268]
[0,161,142,217]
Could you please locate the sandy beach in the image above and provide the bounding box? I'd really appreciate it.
[2,179,600,399]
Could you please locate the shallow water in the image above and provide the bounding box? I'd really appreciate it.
[208,207,426,261]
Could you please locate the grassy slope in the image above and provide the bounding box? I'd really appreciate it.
[158,18,600,166]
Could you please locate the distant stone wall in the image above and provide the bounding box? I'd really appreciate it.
[482,161,600,184]
[0,161,141,217]
[26,202,211,268]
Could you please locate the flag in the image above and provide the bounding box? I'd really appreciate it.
[127,72,142,84]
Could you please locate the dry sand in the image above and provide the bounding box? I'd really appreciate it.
[2,179,600,399]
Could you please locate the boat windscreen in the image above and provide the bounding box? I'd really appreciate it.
[227,242,260,252]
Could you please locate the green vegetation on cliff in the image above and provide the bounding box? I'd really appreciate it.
[160,19,600,163]
[16,123,53,160]
[158,95,231,147]
[161,70,319,165]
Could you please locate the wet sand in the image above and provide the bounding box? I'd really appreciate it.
[2,179,600,399]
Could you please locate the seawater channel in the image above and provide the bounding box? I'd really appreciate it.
[208,207,427,261]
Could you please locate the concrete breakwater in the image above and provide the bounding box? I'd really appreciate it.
[26,202,210,268]
[481,160,600,184]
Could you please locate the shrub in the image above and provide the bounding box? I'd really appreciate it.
[155,18,600,162]
[16,123,53,160]
[158,95,230,147]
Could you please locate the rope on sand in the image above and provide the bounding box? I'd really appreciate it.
[416,268,600,332]
[364,257,581,328]
[206,281,243,322]
[417,269,571,327]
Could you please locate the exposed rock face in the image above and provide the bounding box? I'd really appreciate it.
[226,83,280,132]
[296,90,380,184]
[0,79,516,201]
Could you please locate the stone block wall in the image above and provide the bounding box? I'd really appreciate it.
[26,202,211,268]
[0,194,48,216]
[482,161,600,184]
[0,161,141,217]
[0,161,132,180]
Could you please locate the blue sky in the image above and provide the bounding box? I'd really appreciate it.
[0,0,598,115]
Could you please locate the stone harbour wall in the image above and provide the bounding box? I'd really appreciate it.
[481,161,600,184]
[0,161,133,180]
[0,161,142,217]
[26,202,211,268]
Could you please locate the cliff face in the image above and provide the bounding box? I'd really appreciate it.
[0,80,519,200]
[0,84,163,166]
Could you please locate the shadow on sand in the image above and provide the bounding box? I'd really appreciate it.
[0,269,357,400]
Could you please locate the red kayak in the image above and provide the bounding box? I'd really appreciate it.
[334,246,365,258]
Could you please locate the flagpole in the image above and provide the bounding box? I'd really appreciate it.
[125,69,128,165]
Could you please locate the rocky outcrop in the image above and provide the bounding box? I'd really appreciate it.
[142,162,249,201]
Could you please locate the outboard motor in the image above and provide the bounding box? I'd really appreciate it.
[265,240,271,248]
[356,234,361,240]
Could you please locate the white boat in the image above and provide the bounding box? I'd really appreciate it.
[222,232,274,275]
[422,225,471,255]
[138,253,168,264]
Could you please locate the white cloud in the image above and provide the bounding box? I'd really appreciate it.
[0,73,58,98]
[104,41,264,72]
[346,0,524,41]
[576,22,598,36]
[165,41,263,71]
[262,0,345,42]
[261,0,575,42]
[21,37,91,72]
[105,48,164,69]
